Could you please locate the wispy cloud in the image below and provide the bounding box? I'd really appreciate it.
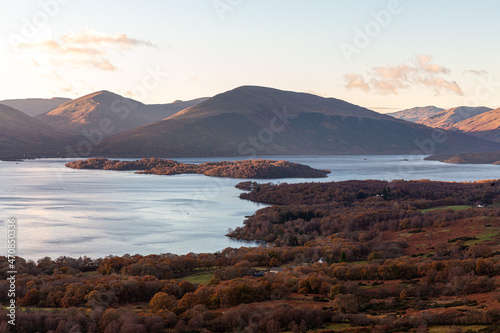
[18,29,156,72]
[463,69,487,76]
[61,30,155,48]
[416,55,450,74]
[48,78,94,97]
[344,55,464,96]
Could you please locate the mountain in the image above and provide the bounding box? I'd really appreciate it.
[0,104,70,159]
[452,108,500,142]
[417,106,492,130]
[35,91,208,137]
[0,97,71,116]
[387,106,444,122]
[96,86,500,157]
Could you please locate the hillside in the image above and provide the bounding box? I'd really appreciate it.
[0,104,71,159]
[36,91,208,136]
[97,86,499,157]
[0,97,70,116]
[417,106,492,130]
[387,105,444,122]
[452,108,500,142]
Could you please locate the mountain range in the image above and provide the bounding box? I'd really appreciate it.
[451,108,500,142]
[387,106,444,122]
[417,106,492,130]
[1,86,499,160]
[0,97,71,116]
[388,105,499,142]
[35,91,209,137]
[97,86,498,157]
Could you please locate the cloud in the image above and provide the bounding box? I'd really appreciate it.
[344,74,370,93]
[415,55,450,74]
[18,29,156,72]
[344,55,464,96]
[61,29,155,48]
[463,69,487,76]
[50,78,94,97]
[87,59,117,71]
[416,77,463,96]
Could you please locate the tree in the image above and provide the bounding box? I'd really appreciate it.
[266,319,281,333]
[340,251,347,263]
[19,289,40,306]
[332,294,359,313]
[149,292,177,312]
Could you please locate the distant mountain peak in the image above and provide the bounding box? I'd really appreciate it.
[387,106,444,123]
[451,108,500,142]
[417,106,492,130]
[0,97,71,116]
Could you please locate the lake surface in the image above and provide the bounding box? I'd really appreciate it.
[1,155,499,260]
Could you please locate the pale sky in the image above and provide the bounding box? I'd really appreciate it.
[1,0,499,112]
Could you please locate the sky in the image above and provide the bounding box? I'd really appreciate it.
[0,0,499,112]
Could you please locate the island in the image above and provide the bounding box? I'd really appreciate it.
[65,157,331,179]
[425,151,500,165]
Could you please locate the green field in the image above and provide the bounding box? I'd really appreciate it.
[320,323,356,331]
[420,205,473,213]
[179,271,214,284]
[429,325,487,332]
[465,228,499,245]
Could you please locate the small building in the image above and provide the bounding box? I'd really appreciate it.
[269,267,284,274]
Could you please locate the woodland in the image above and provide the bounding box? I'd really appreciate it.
[1,179,500,332]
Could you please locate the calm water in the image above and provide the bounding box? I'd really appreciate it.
[1,155,499,260]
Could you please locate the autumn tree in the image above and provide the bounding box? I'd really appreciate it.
[149,292,178,312]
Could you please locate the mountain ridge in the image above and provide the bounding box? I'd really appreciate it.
[387,106,444,122]
[0,97,71,116]
[417,106,492,129]
[35,91,209,137]
[169,85,386,121]
[451,108,500,142]
[0,104,71,158]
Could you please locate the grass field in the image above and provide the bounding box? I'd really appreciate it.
[320,323,356,331]
[420,205,474,213]
[428,325,487,332]
[179,271,214,284]
[465,228,499,245]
